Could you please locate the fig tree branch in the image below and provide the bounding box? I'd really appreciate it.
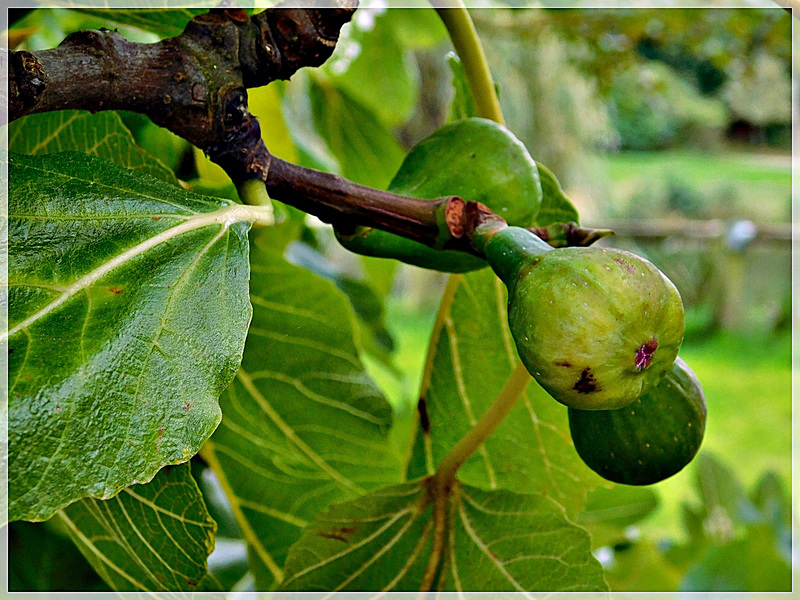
[7,4,605,258]
[7,3,502,253]
[9,4,357,182]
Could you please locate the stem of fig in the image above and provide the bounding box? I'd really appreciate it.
[433,361,532,490]
[475,225,554,289]
[434,1,505,125]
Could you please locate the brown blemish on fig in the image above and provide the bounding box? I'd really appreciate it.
[556,360,572,368]
[635,338,658,370]
[614,257,636,273]
[109,286,123,294]
[574,367,599,393]
[417,397,431,433]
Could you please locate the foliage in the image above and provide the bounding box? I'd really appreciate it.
[7,151,256,522]
[7,6,790,595]
[591,452,791,592]
[608,61,727,150]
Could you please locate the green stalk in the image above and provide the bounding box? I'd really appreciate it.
[434,361,532,489]
[237,177,272,206]
[435,0,505,125]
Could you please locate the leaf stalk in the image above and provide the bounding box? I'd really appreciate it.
[433,361,532,490]
[435,0,505,125]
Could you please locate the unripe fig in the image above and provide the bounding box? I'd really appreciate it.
[568,357,706,485]
[335,118,543,272]
[482,226,685,410]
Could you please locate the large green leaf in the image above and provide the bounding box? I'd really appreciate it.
[9,110,176,184]
[7,152,271,522]
[57,462,220,592]
[284,242,395,355]
[308,75,405,190]
[204,247,401,590]
[325,11,420,126]
[280,478,606,592]
[407,268,600,516]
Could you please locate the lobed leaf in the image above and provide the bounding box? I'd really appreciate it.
[407,268,600,517]
[58,462,220,592]
[204,247,401,590]
[280,478,607,592]
[9,110,177,184]
[7,152,262,522]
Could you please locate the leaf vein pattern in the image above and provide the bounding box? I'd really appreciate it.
[455,499,529,595]
[281,507,414,587]
[444,316,497,489]
[247,369,384,425]
[4,206,247,340]
[328,510,423,595]
[58,510,147,590]
[86,498,163,589]
[379,518,433,594]
[109,225,230,483]
[236,369,363,494]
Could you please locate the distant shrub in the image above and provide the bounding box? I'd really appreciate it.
[609,61,727,150]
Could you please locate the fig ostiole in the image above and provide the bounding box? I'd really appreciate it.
[478,225,685,410]
[567,357,706,485]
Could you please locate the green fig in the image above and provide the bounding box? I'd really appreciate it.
[568,357,706,485]
[335,118,544,272]
[482,226,685,410]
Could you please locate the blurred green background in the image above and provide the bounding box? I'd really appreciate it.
[10,4,792,593]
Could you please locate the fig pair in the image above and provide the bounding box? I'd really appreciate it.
[481,225,705,485]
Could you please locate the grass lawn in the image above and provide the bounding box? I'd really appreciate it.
[602,149,791,188]
[599,148,791,223]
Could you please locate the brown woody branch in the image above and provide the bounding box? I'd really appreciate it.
[7,3,504,253]
[7,5,606,258]
[9,3,356,182]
